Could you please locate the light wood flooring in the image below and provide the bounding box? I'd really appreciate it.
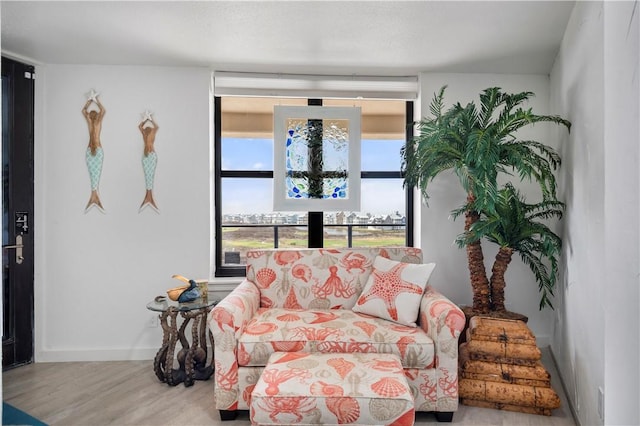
[3,348,576,426]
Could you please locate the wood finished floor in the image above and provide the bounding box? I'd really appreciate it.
[3,348,576,426]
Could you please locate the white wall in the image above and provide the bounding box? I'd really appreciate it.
[32,66,559,358]
[550,1,640,425]
[418,73,562,345]
[602,2,640,424]
[603,1,640,425]
[34,65,211,361]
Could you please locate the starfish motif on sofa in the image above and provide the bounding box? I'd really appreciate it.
[356,263,423,321]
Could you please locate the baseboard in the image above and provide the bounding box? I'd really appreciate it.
[536,335,550,347]
[548,346,581,426]
[35,347,160,362]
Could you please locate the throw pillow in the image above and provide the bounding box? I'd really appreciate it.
[352,255,435,327]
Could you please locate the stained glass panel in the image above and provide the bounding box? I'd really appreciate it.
[274,106,360,211]
[284,118,350,200]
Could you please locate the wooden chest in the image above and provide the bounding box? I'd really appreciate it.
[459,316,560,416]
[466,316,537,344]
[465,316,541,365]
[459,378,561,416]
[460,343,550,387]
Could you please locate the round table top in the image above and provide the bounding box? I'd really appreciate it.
[146,297,218,312]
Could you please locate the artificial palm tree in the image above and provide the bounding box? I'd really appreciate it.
[455,183,563,311]
[401,86,570,314]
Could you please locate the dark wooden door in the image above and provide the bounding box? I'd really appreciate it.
[2,56,35,369]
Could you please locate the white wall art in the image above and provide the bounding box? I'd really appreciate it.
[138,110,159,213]
[82,89,106,213]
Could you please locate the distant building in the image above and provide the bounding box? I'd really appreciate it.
[285,214,298,224]
[372,215,386,230]
[390,211,405,230]
[246,214,260,224]
[224,214,244,224]
[222,210,405,228]
[324,213,335,225]
[356,214,370,225]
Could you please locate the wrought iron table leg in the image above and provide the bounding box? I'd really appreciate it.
[153,310,171,382]
[179,311,195,387]
[164,308,183,386]
[152,305,215,387]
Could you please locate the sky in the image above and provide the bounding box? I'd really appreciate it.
[221,137,406,216]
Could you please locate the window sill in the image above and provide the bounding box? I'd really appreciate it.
[208,276,245,292]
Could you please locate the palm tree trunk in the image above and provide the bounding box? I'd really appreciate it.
[465,194,491,314]
[489,246,514,312]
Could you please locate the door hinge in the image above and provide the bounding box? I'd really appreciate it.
[24,71,35,80]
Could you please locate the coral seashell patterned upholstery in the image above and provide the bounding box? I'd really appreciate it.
[238,308,435,369]
[250,352,415,426]
[209,247,464,419]
[245,248,422,310]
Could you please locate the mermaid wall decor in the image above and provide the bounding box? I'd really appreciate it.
[82,89,106,213]
[138,110,159,213]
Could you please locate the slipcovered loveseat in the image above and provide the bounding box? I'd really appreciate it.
[208,247,465,422]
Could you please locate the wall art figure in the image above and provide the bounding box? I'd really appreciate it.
[82,89,106,213]
[138,110,159,212]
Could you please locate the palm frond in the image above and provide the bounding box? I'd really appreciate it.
[507,140,562,169]
[518,250,556,310]
[497,109,571,140]
[450,203,471,221]
[524,201,565,221]
[500,144,559,199]
[495,91,535,126]
[428,85,448,118]
[478,87,504,128]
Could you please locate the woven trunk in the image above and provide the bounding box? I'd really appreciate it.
[459,317,560,416]
[458,378,561,410]
[467,316,536,345]
[459,343,551,387]
[459,398,554,416]
[465,352,539,367]
[465,340,542,363]
[461,371,550,388]
[465,316,541,364]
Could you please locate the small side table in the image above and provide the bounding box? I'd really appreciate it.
[146,297,218,387]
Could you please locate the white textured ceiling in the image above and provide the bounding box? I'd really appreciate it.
[1,1,575,75]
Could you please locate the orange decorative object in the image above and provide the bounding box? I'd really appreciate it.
[167,274,201,302]
[166,285,189,301]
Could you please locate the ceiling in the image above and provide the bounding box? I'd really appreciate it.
[1,1,575,76]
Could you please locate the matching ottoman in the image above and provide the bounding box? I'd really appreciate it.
[250,352,415,426]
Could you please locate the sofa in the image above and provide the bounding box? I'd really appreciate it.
[208,247,465,422]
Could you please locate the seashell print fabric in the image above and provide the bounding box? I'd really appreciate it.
[250,352,415,426]
[209,248,463,416]
[209,279,261,412]
[237,308,435,369]
[416,285,466,412]
[245,248,422,310]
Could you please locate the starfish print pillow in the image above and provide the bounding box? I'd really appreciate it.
[352,256,436,327]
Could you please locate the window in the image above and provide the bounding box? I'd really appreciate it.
[214,97,414,277]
